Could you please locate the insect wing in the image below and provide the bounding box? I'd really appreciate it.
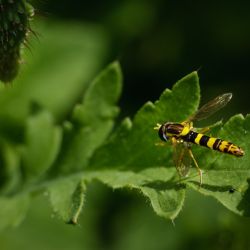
[173,142,191,177]
[187,93,232,122]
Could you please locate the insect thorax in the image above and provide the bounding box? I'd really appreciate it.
[158,122,185,139]
[165,123,185,135]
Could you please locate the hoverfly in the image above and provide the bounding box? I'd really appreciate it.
[154,93,244,185]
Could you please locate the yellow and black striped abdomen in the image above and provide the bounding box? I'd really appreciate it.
[182,131,244,157]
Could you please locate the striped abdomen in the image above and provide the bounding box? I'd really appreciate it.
[182,131,244,157]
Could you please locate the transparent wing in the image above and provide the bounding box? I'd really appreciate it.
[172,141,191,177]
[187,93,232,122]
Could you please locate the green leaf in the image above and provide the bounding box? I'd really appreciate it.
[83,167,185,220]
[21,110,62,181]
[50,61,122,175]
[1,62,250,228]
[84,72,199,219]
[46,62,122,222]
[0,194,30,231]
[90,71,200,170]
[141,186,185,220]
[72,61,122,125]
[0,140,21,194]
[48,178,86,224]
[85,70,250,219]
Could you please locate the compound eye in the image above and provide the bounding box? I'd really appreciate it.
[158,125,169,141]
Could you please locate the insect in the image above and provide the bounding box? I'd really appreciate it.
[229,188,236,194]
[154,93,244,185]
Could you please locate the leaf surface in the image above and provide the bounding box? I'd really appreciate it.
[21,110,62,181]
[49,178,86,224]
[0,194,30,231]
[85,72,200,219]
[47,62,122,222]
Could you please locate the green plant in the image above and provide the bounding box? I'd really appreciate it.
[0,60,249,230]
[0,0,34,83]
[0,1,249,231]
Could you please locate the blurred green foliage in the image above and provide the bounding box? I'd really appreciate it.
[1,187,250,250]
[1,1,250,250]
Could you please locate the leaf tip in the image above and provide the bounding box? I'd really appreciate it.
[175,71,199,88]
[107,61,122,80]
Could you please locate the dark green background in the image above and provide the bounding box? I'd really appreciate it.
[38,0,250,117]
[1,1,250,249]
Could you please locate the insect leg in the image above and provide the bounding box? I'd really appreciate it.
[155,142,167,147]
[187,149,203,186]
